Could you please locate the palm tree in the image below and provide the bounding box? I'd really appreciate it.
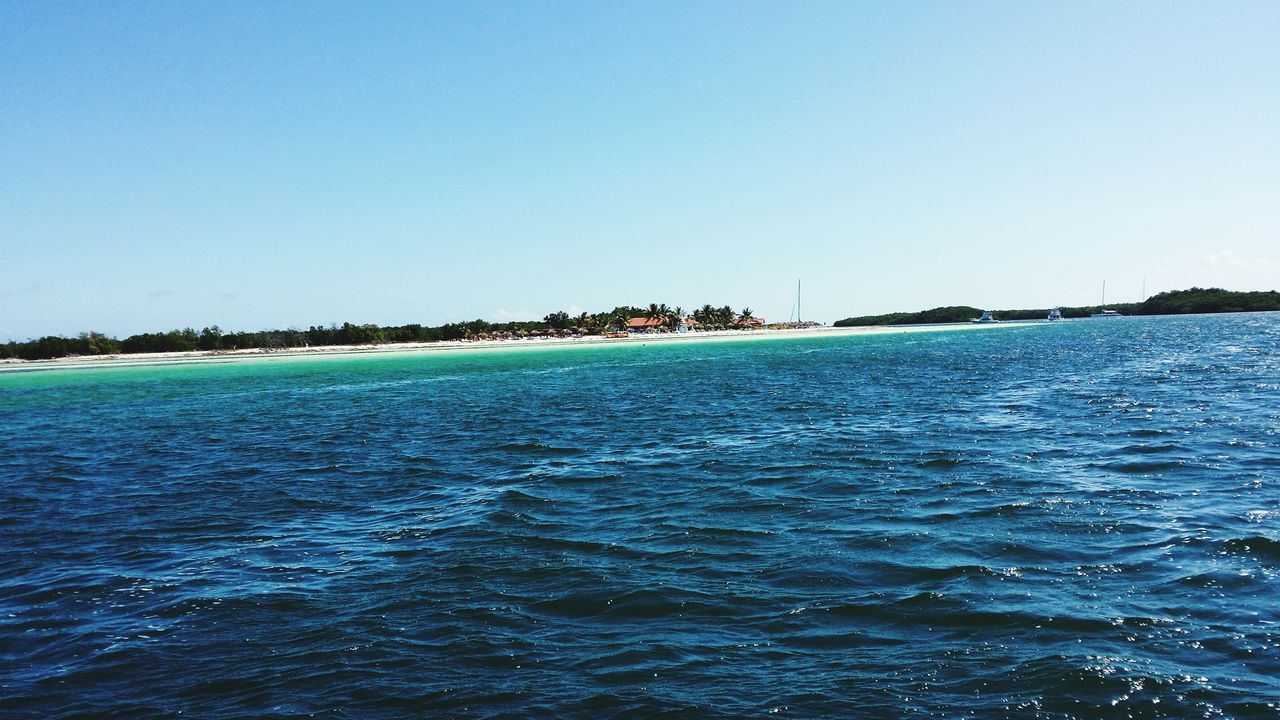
[654,303,672,331]
[670,305,684,330]
[718,305,735,327]
[739,307,753,320]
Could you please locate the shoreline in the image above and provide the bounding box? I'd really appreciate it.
[0,322,1035,374]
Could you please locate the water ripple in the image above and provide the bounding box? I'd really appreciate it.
[2,313,1279,718]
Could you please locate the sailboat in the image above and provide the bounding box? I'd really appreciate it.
[1091,280,1123,318]
[796,279,801,325]
[788,279,809,326]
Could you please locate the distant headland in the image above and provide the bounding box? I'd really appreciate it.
[834,288,1280,327]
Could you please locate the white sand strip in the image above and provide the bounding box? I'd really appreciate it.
[0,322,1038,374]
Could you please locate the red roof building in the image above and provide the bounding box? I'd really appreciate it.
[626,317,666,330]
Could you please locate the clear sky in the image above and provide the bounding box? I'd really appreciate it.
[2,1,1277,340]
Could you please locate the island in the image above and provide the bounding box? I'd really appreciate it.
[834,288,1280,326]
[1,302,800,363]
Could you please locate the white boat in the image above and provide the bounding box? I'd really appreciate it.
[1047,307,1063,321]
[971,311,999,324]
[1091,280,1123,317]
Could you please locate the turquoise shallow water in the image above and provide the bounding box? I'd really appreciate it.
[2,315,1279,718]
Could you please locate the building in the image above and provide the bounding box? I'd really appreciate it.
[626,317,666,331]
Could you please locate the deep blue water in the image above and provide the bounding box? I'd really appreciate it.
[2,314,1279,719]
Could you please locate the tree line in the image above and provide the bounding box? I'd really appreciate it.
[1,301,761,361]
[834,288,1280,327]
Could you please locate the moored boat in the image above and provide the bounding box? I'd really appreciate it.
[1091,280,1123,317]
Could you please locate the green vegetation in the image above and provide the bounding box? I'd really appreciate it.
[834,288,1280,327]
[0,332,123,361]
[1139,288,1280,315]
[692,305,748,328]
[834,306,990,326]
[0,302,760,361]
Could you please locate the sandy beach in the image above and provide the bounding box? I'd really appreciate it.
[0,322,1037,374]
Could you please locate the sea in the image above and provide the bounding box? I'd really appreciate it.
[2,313,1278,719]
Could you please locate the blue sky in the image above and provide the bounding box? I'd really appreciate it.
[2,1,1277,340]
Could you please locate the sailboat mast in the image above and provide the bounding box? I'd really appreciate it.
[797,279,801,324]
[1101,279,1106,310]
